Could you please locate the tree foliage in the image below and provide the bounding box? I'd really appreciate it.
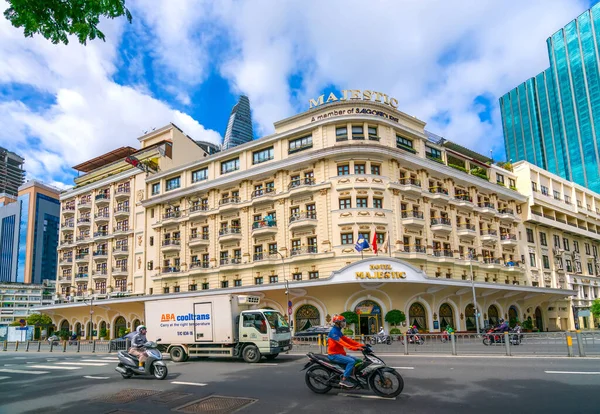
[3,0,132,45]
[384,309,406,326]
[26,313,53,327]
[340,311,358,325]
[591,299,600,319]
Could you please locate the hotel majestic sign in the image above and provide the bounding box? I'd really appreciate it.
[309,89,399,109]
[355,264,407,280]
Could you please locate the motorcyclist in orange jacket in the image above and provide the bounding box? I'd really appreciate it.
[327,315,366,388]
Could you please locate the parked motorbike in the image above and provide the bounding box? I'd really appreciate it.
[115,339,168,380]
[302,344,404,398]
[368,334,392,345]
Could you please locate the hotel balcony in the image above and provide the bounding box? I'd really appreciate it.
[60,239,74,247]
[78,200,92,210]
[253,252,279,263]
[432,249,454,261]
[189,233,210,247]
[457,224,477,239]
[58,276,72,284]
[115,187,131,200]
[500,233,518,247]
[94,213,110,224]
[400,245,427,258]
[431,218,452,234]
[189,261,210,270]
[189,204,209,217]
[75,272,89,280]
[62,205,75,214]
[59,257,73,266]
[92,270,108,280]
[428,186,450,202]
[112,266,128,276]
[252,220,278,236]
[290,246,318,257]
[218,196,242,212]
[161,266,181,275]
[77,218,91,227]
[389,177,421,195]
[288,177,317,195]
[477,202,497,216]
[76,235,91,244]
[75,254,90,262]
[480,229,498,243]
[61,222,74,230]
[220,258,242,267]
[93,250,109,260]
[251,187,277,200]
[218,227,242,242]
[114,207,130,218]
[481,258,503,269]
[401,211,425,228]
[453,194,474,209]
[93,231,111,241]
[499,208,518,222]
[161,239,181,252]
[113,246,129,257]
[289,212,318,231]
[95,194,110,205]
[162,210,183,223]
[113,226,131,236]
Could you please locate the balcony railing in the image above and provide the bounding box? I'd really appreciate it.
[454,194,473,202]
[75,254,89,261]
[60,257,73,263]
[458,224,476,231]
[114,207,130,214]
[252,220,277,230]
[190,261,209,269]
[219,196,241,206]
[431,218,451,226]
[93,231,109,238]
[113,246,129,254]
[220,258,242,266]
[61,222,74,228]
[478,202,496,209]
[189,204,208,213]
[161,266,181,274]
[62,205,75,212]
[78,200,91,207]
[114,227,129,234]
[190,233,209,241]
[252,187,276,198]
[94,213,110,220]
[75,273,88,279]
[112,266,128,273]
[115,187,130,196]
[482,258,502,265]
[219,227,241,236]
[432,249,453,258]
[289,212,317,223]
[290,246,318,256]
[95,194,110,202]
[429,186,449,195]
[161,239,181,247]
[501,234,517,241]
[499,208,514,215]
[403,245,426,253]
[162,211,181,220]
[92,269,108,276]
[77,218,91,225]
[76,235,91,242]
[480,229,498,236]
[401,211,423,219]
[288,177,316,190]
[93,250,108,257]
[398,177,421,187]
[61,239,74,246]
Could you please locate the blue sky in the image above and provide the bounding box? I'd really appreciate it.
[0,0,595,189]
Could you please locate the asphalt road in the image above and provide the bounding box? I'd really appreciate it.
[0,352,599,414]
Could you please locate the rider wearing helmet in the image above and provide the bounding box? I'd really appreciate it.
[495,319,509,333]
[128,325,148,370]
[327,315,366,388]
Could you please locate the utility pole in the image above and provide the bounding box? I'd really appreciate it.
[469,252,481,335]
[276,251,291,327]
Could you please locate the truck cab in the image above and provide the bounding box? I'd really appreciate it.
[237,309,292,362]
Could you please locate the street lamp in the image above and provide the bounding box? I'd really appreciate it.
[84,297,94,339]
[468,252,481,335]
[276,251,291,327]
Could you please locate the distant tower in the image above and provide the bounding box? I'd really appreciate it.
[222,95,253,150]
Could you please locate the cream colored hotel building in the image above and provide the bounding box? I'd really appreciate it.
[41,92,600,338]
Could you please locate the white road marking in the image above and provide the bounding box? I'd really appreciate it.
[338,393,396,400]
[171,381,207,387]
[84,375,109,379]
[391,367,414,370]
[0,376,11,380]
[57,362,108,367]
[13,357,26,360]
[101,358,119,361]
[3,364,15,367]
[80,359,114,363]
[27,365,81,370]
[0,369,49,375]
[254,363,278,366]
[545,371,600,375]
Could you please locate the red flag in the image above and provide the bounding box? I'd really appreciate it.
[372,231,378,255]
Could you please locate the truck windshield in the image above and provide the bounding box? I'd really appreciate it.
[263,311,290,333]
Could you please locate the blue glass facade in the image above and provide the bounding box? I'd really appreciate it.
[16,193,29,283]
[500,3,600,192]
[0,215,16,282]
[222,96,254,150]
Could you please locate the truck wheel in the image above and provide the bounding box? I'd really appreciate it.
[265,354,278,361]
[169,346,187,362]
[242,345,261,363]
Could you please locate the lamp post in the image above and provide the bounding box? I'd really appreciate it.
[468,253,481,335]
[84,297,94,339]
[276,251,291,327]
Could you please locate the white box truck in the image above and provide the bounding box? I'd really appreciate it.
[145,294,292,363]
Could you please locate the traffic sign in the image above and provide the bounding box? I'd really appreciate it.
[288,307,292,315]
[288,301,292,307]
[19,319,26,327]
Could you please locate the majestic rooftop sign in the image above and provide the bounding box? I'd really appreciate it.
[309,90,399,109]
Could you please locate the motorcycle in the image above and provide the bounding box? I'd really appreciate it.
[482,328,506,346]
[302,344,404,398]
[407,334,425,345]
[510,327,523,345]
[115,339,168,380]
[440,330,452,343]
[368,334,392,345]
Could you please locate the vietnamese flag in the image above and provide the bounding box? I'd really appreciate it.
[372,230,378,255]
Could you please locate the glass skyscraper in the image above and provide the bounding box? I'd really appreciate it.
[500,3,600,192]
[222,95,254,150]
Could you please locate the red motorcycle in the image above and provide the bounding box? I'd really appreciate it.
[482,328,505,345]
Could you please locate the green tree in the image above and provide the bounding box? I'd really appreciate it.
[340,311,358,325]
[3,0,132,45]
[26,313,53,328]
[9,320,21,326]
[384,309,406,327]
[591,299,600,319]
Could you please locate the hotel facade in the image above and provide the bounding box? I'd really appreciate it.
[41,95,599,338]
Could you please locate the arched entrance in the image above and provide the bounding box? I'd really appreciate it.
[295,305,320,332]
[59,320,70,333]
[132,319,141,331]
[99,321,107,339]
[439,303,454,330]
[355,300,383,335]
[113,316,127,338]
[87,321,94,339]
[535,307,543,331]
[74,322,82,338]
[508,306,518,327]
[408,302,427,331]
[465,304,476,331]
[488,305,499,327]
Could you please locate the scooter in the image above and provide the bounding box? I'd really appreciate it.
[369,334,392,345]
[115,339,168,380]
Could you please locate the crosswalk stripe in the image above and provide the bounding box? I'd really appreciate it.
[101,358,119,361]
[57,362,108,367]
[84,375,110,379]
[0,376,11,380]
[27,365,81,370]
[0,369,49,375]
[171,381,207,387]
